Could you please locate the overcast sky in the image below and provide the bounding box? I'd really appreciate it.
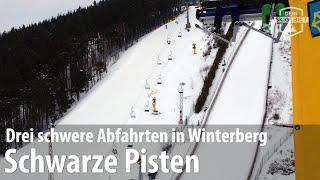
[0,0,101,33]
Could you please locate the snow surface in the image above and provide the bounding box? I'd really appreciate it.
[259,135,295,180]
[207,23,273,125]
[251,23,294,180]
[181,21,275,180]
[60,7,211,125]
[267,24,293,125]
[0,0,100,33]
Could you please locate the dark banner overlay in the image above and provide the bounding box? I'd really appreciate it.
[0,125,293,180]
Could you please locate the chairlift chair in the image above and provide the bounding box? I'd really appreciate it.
[112,147,118,155]
[157,75,162,84]
[167,37,171,44]
[130,107,136,118]
[168,53,173,60]
[157,57,162,65]
[144,101,150,112]
[145,80,150,89]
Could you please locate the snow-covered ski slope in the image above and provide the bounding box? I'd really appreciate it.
[207,23,273,125]
[60,7,211,125]
[181,22,275,180]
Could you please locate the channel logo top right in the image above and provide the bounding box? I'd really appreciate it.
[308,0,320,37]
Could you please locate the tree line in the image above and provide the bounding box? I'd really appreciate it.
[0,0,183,155]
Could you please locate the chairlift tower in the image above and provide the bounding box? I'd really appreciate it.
[186,4,191,29]
[178,82,185,124]
[48,122,55,180]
